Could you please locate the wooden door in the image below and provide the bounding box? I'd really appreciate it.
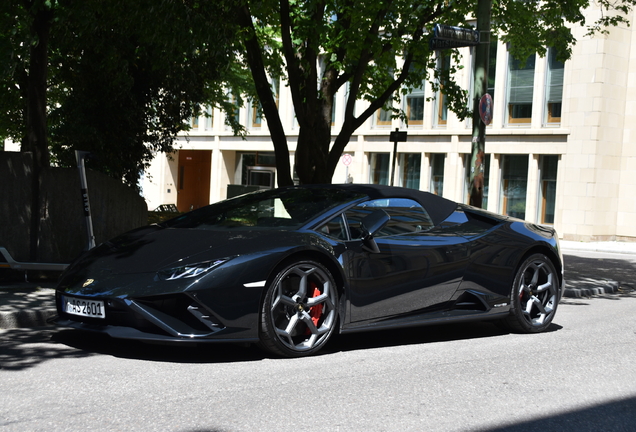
[176,150,212,212]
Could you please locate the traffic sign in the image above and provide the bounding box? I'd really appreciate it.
[479,93,493,126]
[389,130,407,142]
[430,24,480,50]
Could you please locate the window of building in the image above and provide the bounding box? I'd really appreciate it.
[538,155,558,224]
[464,153,490,208]
[249,100,262,128]
[405,84,424,126]
[236,152,277,187]
[331,98,337,126]
[272,77,280,109]
[228,94,240,127]
[375,104,392,127]
[545,48,564,125]
[190,114,199,130]
[429,153,445,196]
[205,106,214,130]
[507,52,536,124]
[369,153,390,185]
[487,38,498,103]
[500,155,528,219]
[398,153,421,189]
[436,54,450,126]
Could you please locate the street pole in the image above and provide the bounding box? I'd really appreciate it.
[469,0,492,208]
[389,128,407,186]
[75,150,96,250]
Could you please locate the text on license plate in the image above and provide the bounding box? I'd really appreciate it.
[63,296,106,319]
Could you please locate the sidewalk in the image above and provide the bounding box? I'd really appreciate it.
[560,240,636,255]
[1,241,634,329]
[0,281,57,329]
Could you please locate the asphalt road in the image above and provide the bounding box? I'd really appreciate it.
[1,251,635,432]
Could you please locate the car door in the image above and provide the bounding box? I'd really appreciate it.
[344,198,471,323]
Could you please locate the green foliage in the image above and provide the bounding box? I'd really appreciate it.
[235,0,635,184]
[0,0,246,189]
[2,0,634,188]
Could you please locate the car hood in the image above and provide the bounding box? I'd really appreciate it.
[65,226,316,277]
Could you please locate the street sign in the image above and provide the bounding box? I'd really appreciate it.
[389,130,407,142]
[342,154,352,166]
[479,93,493,126]
[389,129,407,186]
[430,24,480,50]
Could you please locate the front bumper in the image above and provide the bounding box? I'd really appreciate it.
[51,316,260,344]
[54,291,259,343]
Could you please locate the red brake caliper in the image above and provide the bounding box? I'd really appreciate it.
[305,282,323,334]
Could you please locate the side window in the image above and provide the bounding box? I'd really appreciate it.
[345,198,434,238]
[317,214,349,241]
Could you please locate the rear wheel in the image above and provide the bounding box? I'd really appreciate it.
[500,254,560,333]
[259,260,338,357]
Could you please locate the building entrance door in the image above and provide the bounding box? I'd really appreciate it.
[177,150,212,212]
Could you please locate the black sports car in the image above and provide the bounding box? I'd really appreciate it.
[54,184,563,357]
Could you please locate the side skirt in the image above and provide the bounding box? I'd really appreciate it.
[339,307,510,335]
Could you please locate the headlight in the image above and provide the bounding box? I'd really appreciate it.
[156,259,228,281]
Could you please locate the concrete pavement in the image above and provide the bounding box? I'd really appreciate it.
[0,281,56,329]
[1,240,634,329]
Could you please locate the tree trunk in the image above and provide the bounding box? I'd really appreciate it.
[235,3,294,187]
[22,4,53,261]
[295,115,333,184]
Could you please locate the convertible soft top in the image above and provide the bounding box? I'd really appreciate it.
[284,183,459,227]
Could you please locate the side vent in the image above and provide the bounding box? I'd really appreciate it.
[453,291,489,311]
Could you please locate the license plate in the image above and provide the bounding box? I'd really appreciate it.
[63,296,106,319]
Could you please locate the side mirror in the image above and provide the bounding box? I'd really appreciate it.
[360,209,390,253]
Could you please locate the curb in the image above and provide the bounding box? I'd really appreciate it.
[560,241,636,255]
[563,280,620,299]
[0,286,57,330]
[0,309,56,329]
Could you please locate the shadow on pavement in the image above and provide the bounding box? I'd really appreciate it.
[51,329,268,363]
[564,253,636,292]
[325,321,561,355]
[0,322,561,370]
[1,320,562,368]
[0,327,94,371]
[476,395,636,432]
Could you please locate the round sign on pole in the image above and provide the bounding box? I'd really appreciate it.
[342,154,352,166]
[479,93,493,126]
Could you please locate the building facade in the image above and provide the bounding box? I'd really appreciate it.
[142,10,636,242]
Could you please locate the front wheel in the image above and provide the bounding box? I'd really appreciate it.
[500,254,560,333]
[259,260,339,357]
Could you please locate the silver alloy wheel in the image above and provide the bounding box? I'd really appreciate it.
[516,257,558,327]
[261,260,338,356]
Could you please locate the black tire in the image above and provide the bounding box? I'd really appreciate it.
[259,259,339,357]
[500,253,560,333]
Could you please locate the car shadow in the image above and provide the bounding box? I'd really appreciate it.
[323,320,562,355]
[50,330,269,363]
[1,321,562,369]
[45,320,562,363]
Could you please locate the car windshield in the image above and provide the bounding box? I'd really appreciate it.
[161,187,364,231]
